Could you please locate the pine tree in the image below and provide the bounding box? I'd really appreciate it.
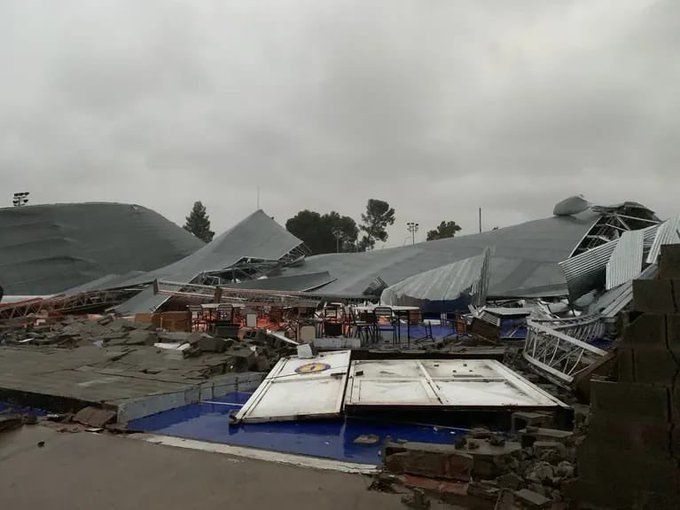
[183,201,214,242]
[358,199,395,250]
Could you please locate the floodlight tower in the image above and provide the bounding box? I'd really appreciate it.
[331,228,345,253]
[406,221,419,246]
[12,192,29,207]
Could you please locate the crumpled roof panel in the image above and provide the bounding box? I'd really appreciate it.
[381,250,489,307]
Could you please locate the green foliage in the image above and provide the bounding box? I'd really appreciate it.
[183,201,214,243]
[286,210,358,254]
[426,220,462,241]
[358,199,395,250]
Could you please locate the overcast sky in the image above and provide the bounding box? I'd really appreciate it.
[2,0,678,247]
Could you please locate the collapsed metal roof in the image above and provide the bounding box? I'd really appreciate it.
[0,202,204,295]
[113,209,308,314]
[274,210,603,298]
[40,199,662,315]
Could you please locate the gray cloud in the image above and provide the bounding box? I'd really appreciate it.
[1,0,678,246]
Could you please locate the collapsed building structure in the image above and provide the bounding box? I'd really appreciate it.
[1,197,673,388]
[1,196,679,509]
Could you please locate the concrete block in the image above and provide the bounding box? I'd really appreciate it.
[666,314,680,350]
[659,245,680,279]
[578,440,679,495]
[617,347,636,381]
[513,488,551,508]
[633,279,676,313]
[510,411,552,434]
[532,441,567,457]
[672,427,680,459]
[591,380,671,421]
[519,427,573,448]
[588,412,672,455]
[634,349,679,384]
[73,406,117,427]
[401,474,469,496]
[623,313,667,348]
[384,442,473,481]
[566,479,626,509]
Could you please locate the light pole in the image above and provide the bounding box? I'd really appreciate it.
[331,228,344,253]
[406,222,419,246]
[12,192,29,207]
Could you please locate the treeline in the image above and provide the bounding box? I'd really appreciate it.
[182,199,462,253]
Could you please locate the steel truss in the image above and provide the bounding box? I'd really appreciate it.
[523,317,607,387]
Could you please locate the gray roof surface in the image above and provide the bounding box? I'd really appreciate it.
[0,202,204,295]
[276,210,600,298]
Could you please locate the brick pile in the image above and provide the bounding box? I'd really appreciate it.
[571,245,680,509]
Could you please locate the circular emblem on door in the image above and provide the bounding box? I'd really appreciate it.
[295,362,331,374]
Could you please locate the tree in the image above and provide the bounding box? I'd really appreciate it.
[358,199,395,251]
[426,220,462,241]
[183,201,214,242]
[286,210,358,255]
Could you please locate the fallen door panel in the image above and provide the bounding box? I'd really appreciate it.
[233,350,351,423]
[345,359,566,410]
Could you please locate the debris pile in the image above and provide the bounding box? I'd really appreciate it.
[376,422,583,509]
[0,314,295,373]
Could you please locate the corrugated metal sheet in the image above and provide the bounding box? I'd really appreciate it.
[560,224,658,300]
[380,249,489,307]
[605,229,644,290]
[646,214,680,264]
[590,264,658,319]
[560,239,618,300]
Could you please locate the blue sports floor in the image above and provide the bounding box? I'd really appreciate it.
[129,392,468,465]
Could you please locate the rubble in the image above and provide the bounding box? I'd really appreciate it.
[376,419,582,508]
[383,441,473,481]
[0,314,294,374]
[72,407,117,428]
[513,488,552,508]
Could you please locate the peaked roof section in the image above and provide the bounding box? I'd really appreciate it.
[0,202,204,295]
[121,209,304,285]
[113,210,306,314]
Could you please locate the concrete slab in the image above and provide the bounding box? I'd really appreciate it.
[0,345,264,421]
[0,426,402,510]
